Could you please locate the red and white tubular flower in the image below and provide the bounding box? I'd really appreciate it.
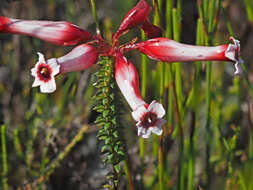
[113,0,151,40]
[31,44,98,93]
[57,44,98,73]
[135,37,242,75]
[0,16,93,46]
[115,53,166,138]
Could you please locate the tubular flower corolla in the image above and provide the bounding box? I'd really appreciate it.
[134,37,242,75]
[115,53,166,138]
[0,16,93,46]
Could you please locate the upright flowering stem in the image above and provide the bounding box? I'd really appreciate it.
[93,57,127,189]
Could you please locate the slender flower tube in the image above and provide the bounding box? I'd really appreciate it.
[113,0,151,40]
[31,44,98,93]
[0,16,93,46]
[115,52,166,138]
[57,44,98,73]
[134,37,242,75]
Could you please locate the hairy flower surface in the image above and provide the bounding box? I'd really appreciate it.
[115,53,165,138]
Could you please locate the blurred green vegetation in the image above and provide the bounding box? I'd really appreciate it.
[0,0,253,189]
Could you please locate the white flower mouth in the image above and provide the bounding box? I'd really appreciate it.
[225,37,242,75]
[132,100,166,138]
[31,52,60,93]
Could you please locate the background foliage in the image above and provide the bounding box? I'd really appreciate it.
[0,0,253,189]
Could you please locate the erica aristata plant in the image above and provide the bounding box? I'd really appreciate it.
[0,0,242,188]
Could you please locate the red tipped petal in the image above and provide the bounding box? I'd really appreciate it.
[135,37,236,63]
[114,0,152,40]
[140,20,162,39]
[115,52,146,110]
[57,44,98,73]
[0,16,93,46]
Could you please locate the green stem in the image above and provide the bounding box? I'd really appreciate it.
[187,112,196,190]
[1,125,8,190]
[205,61,212,187]
[249,130,253,160]
[139,30,147,188]
[153,0,165,189]
[123,160,135,190]
[172,7,185,190]
[89,0,100,35]
[186,18,203,190]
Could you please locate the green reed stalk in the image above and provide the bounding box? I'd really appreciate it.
[172,8,183,118]
[244,0,253,23]
[139,30,147,187]
[140,31,147,159]
[205,62,212,187]
[186,18,204,190]
[249,131,253,160]
[165,0,173,131]
[1,125,8,190]
[90,0,100,34]
[13,128,23,158]
[123,160,135,190]
[172,7,186,190]
[163,2,174,186]
[203,0,220,186]
[153,0,165,189]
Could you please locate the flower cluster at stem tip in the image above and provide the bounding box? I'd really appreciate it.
[0,0,242,138]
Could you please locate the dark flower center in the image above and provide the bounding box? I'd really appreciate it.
[141,112,157,128]
[37,63,52,82]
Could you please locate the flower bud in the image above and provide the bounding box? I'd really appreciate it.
[114,0,151,40]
